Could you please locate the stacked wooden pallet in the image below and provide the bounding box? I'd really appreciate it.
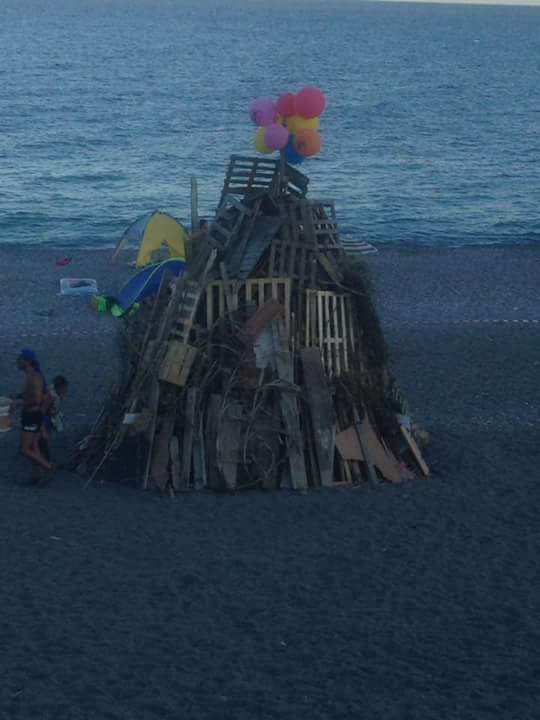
[75,155,429,493]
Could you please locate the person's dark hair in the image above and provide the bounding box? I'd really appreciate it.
[199,219,208,229]
[53,375,69,390]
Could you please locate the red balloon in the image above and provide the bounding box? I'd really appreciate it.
[276,93,297,118]
[294,129,322,157]
[296,86,326,119]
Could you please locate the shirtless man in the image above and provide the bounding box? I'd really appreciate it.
[13,349,53,479]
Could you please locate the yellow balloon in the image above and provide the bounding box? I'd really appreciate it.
[255,127,273,154]
[286,115,320,134]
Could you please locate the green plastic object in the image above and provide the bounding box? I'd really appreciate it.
[92,295,139,318]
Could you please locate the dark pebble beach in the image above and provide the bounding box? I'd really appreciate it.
[1,244,539,720]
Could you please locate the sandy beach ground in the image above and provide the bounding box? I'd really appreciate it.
[1,244,539,719]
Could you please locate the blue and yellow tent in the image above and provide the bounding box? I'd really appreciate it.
[117,258,187,312]
[112,211,188,268]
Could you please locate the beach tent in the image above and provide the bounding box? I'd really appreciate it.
[112,211,188,268]
[117,258,187,312]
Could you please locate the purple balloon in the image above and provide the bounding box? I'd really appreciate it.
[249,96,277,127]
[264,123,289,151]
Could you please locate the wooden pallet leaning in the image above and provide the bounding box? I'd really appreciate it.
[304,289,356,378]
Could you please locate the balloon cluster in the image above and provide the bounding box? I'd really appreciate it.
[249,87,326,165]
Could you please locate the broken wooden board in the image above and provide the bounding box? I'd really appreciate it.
[400,424,430,477]
[238,299,284,346]
[271,319,307,491]
[301,348,336,487]
[357,414,404,484]
[335,425,364,462]
[159,342,198,387]
[205,277,291,337]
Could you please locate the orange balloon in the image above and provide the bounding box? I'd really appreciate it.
[294,129,321,157]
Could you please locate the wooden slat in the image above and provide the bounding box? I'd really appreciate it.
[340,297,349,372]
[400,425,430,477]
[301,348,336,487]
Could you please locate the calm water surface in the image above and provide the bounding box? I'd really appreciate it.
[1,0,539,248]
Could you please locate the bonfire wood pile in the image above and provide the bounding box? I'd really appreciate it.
[76,155,429,492]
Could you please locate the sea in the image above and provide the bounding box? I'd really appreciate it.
[1,0,539,249]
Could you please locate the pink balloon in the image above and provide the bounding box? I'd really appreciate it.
[276,93,297,118]
[249,97,277,126]
[295,86,326,119]
[264,123,289,151]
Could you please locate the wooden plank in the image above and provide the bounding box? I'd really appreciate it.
[206,394,223,490]
[150,412,175,491]
[192,400,206,490]
[219,262,235,319]
[331,294,340,376]
[170,435,181,489]
[206,285,214,331]
[336,426,364,461]
[142,378,160,490]
[218,402,243,492]
[239,299,284,346]
[339,296,349,372]
[317,291,324,370]
[301,348,336,487]
[357,414,404,484]
[316,253,343,285]
[271,320,308,491]
[177,388,198,490]
[248,413,281,490]
[400,425,430,477]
